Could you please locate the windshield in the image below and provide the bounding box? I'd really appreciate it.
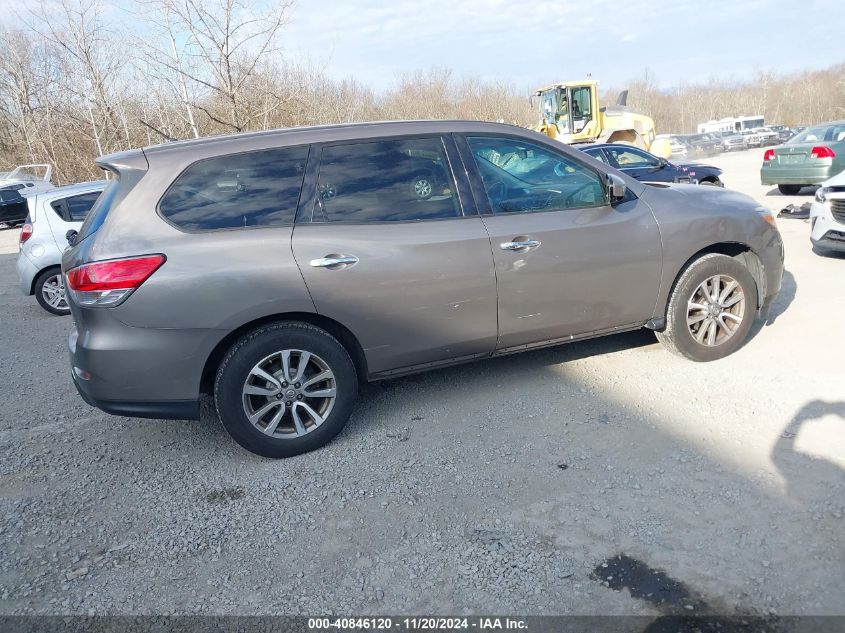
[6,165,47,181]
[539,90,568,132]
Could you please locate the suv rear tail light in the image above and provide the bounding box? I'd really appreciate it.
[19,222,33,245]
[763,149,775,161]
[810,146,835,159]
[66,254,165,307]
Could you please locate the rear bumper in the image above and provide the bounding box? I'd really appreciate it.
[760,164,834,185]
[66,308,223,418]
[71,371,199,420]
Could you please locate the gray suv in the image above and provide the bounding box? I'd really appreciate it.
[63,121,784,458]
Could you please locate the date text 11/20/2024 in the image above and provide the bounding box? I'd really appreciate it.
[308,617,528,630]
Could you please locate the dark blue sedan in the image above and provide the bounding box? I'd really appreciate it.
[580,143,724,187]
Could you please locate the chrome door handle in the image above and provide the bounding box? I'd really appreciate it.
[500,240,540,251]
[309,255,359,269]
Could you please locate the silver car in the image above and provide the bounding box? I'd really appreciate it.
[17,180,106,315]
[63,121,784,457]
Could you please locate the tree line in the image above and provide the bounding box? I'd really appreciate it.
[1,0,843,184]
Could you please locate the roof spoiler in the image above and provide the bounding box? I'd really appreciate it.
[94,148,149,177]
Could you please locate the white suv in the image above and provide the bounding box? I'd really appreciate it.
[17,181,106,314]
[810,172,845,254]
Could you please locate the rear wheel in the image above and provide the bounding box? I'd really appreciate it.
[778,184,803,195]
[34,268,70,315]
[214,322,358,458]
[656,253,758,362]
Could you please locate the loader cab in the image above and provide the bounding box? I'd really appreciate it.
[536,83,598,140]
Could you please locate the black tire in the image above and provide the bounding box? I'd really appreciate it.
[699,178,722,187]
[214,321,358,458]
[34,267,71,316]
[655,253,758,362]
[778,184,802,195]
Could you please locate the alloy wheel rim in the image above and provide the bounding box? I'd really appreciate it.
[686,274,745,347]
[414,178,432,198]
[242,349,336,439]
[42,274,68,310]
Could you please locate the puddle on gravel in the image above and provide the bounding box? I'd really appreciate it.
[593,554,707,612]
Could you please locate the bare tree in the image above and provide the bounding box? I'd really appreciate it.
[136,0,294,133]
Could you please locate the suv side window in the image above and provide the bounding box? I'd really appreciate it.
[159,145,309,231]
[312,137,459,223]
[606,146,660,168]
[466,136,606,214]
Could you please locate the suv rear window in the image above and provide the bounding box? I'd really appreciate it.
[159,146,309,231]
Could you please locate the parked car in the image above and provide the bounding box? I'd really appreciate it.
[659,135,689,158]
[17,181,106,315]
[580,144,723,186]
[760,120,845,194]
[0,188,28,226]
[741,129,763,148]
[810,170,845,253]
[62,121,784,458]
[753,127,780,147]
[0,164,55,194]
[714,130,746,152]
[677,134,722,156]
[769,125,795,143]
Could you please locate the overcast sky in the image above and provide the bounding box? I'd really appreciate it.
[281,0,842,92]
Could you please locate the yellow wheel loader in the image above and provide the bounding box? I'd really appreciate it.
[534,80,671,158]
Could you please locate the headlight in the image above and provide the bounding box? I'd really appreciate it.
[815,187,830,203]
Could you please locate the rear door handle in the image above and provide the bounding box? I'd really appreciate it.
[500,239,540,251]
[309,255,359,269]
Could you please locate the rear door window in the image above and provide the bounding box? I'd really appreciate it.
[159,146,309,231]
[52,192,101,222]
[312,137,460,223]
[65,192,102,221]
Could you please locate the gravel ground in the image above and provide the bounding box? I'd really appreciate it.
[0,148,843,617]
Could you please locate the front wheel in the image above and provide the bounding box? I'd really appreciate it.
[214,322,358,458]
[656,253,758,362]
[778,184,803,195]
[34,268,70,315]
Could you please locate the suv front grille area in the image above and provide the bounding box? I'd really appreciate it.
[830,198,845,224]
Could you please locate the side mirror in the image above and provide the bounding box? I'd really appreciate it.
[607,173,627,202]
[658,157,669,167]
[66,229,78,246]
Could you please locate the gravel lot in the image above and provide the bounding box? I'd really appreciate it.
[0,148,843,617]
